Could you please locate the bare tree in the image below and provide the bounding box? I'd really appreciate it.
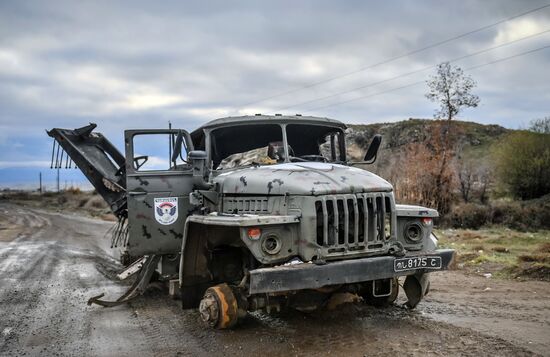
[476,165,491,204]
[426,62,480,121]
[457,160,474,203]
[423,63,479,213]
[396,141,455,213]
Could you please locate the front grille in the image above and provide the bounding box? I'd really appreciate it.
[315,193,392,253]
[224,198,269,214]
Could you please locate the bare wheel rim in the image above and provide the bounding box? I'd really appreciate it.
[199,283,239,329]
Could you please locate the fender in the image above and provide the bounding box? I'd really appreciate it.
[178,213,300,308]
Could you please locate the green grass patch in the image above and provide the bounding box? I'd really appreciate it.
[435,227,550,280]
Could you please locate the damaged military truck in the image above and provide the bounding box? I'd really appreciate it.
[48,115,455,328]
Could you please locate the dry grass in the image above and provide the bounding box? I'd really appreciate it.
[518,254,550,264]
[539,242,550,253]
[1,190,114,220]
[83,196,108,209]
[436,227,550,281]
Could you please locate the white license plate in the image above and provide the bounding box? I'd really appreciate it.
[394,256,442,272]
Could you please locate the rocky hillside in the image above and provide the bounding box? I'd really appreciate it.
[345,118,510,180]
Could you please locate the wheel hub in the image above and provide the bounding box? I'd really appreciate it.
[198,283,239,329]
[198,291,220,327]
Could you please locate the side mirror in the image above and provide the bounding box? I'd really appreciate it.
[188,150,212,189]
[171,131,184,163]
[363,134,382,163]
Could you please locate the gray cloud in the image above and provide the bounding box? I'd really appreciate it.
[0,0,549,170]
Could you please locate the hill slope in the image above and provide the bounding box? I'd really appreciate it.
[346,118,510,181]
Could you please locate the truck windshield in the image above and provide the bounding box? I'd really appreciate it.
[286,124,345,163]
[212,123,346,170]
[212,124,284,169]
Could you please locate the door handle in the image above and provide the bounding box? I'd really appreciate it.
[128,191,147,196]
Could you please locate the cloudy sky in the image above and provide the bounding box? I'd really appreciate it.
[1,0,549,188]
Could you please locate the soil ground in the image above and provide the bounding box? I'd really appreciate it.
[0,202,549,356]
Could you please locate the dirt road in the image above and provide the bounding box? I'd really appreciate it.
[0,202,548,356]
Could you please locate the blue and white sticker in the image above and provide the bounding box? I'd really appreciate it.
[154,197,178,225]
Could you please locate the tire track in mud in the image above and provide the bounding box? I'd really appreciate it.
[240,305,536,357]
[0,243,61,354]
[0,204,124,356]
[419,273,550,355]
[128,294,537,357]
[423,297,546,325]
[129,290,230,356]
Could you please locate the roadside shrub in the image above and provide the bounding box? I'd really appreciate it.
[522,204,550,230]
[511,264,550,281]
[540,243,550,253]
[492,131,550,200]
[65,187,82,195]
[443,196,550,231]
[84,195,108,209]
[490,201,524,229]
[518,254,550,264]
[78,197,89,207]
[446,203,490,229]
[491,197,550,231]
[57,195,68,204]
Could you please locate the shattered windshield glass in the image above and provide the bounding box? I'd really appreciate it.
[211,124,284,169]
[211,123,346,169]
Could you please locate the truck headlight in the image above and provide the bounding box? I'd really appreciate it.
[403,222,423,243]
[261,234,282,255]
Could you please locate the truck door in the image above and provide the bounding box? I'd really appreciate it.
[125,129,194,256]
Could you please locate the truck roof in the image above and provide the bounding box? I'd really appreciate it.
[191,114,347,134]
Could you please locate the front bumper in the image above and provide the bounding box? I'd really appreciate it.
[248,249,456,294]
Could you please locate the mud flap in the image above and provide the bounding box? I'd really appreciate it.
[87,255,160,307]
[403,273,429,309]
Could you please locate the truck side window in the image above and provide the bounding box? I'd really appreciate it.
[132,134,187,171]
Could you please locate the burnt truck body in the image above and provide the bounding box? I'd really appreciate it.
[48,115,455,328]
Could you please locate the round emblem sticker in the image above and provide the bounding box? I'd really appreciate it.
[154,197,178,225]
